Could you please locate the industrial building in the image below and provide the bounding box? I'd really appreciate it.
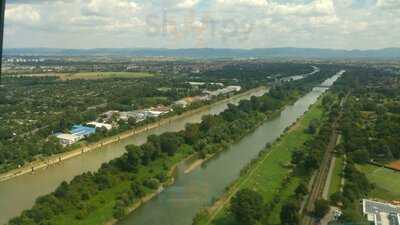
[54,125,96,146]
[54,133,81,146]
[87,122,113,130]
[363,199,400,225]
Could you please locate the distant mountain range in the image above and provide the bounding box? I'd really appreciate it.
[3,47,400,59]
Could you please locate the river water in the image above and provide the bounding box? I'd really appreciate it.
[0,88,267,225]
[118,73,341,225]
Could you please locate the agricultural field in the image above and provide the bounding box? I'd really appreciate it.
[60,72,155,80]
[357,164,400,200]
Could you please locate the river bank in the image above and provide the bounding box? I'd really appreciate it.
[103,95,292,225]
[114,74,341,225]
[0,87,267,183]
[192,95,327,225]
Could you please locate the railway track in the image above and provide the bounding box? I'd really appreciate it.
[301,94,348,225]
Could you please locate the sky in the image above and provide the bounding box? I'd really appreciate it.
[3,0,400,49]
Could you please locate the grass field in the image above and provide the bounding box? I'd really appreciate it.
[195,98,326,225]
[328,156,344,196]
[60,72,155,80]
[357,164,400,200]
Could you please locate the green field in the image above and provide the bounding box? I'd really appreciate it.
[357,164,400,200]
[196,98,326,225]
[61,72,155,80]
[328,156,344,196]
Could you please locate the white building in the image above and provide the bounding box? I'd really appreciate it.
[363,199,400,225]
[55,133,81,146]
[146,105,173,117]
[203,86,242,97]
[87,122,113,130]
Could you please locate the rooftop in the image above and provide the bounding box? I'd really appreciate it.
[70,125,96,137]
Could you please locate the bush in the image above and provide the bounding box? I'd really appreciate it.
[230,189,264,225]
[143,178,160,190]
[314,199,330,218]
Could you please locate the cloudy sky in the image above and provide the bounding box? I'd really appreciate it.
[4,0,400,49]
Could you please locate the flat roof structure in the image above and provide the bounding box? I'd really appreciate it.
[70,125,96,137]
[363,199,400,225]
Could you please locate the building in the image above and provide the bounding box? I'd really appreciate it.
[147,105,173,117]
[363,199,400,225]
[55,133,81,146]
[173,95,210,108]
[87,122,113,130]
[174,99,189,108]
[203,86,242,97]
[70,125,96,139]
[101,110,120,121]
[119,111,150,122]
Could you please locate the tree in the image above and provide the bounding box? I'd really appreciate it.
[295,183,308,197]
[160,132,182,156]
[230,189,264,225]
[351,149,370,164]
[291,150,305,165]
[117,145,142,172]
[281,200,300,225]
[314,199,330,218]
[0,128,12,140]
[307,119,319,134]
[54,181,69,198]
[131,182,145,198]
[128,117,136,126]
[184,123,200,145]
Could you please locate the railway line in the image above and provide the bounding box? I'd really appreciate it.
[301,94,348,225]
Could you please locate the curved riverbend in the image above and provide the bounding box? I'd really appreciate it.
[0,88,267,225]
[117,73,342,225]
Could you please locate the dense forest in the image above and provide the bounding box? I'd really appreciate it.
[8,67,335,225]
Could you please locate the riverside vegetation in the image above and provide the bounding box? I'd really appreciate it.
[193,66,400,225]
[192,88,342,225]
[7,68,335,225]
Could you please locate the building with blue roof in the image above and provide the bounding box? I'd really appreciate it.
[70,125,96,139]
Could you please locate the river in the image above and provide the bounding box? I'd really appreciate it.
[0,88,267,225]
[117,73,342,225]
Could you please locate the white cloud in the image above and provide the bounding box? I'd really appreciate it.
[216,0,269,7]
[81,0,140,17]
[177,0,201,8]
[376,0,400,9]
[5,4,41,25]
[267,0,335,16]
[3,0,400,49]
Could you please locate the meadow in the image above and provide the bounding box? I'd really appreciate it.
[357,164,400,200]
